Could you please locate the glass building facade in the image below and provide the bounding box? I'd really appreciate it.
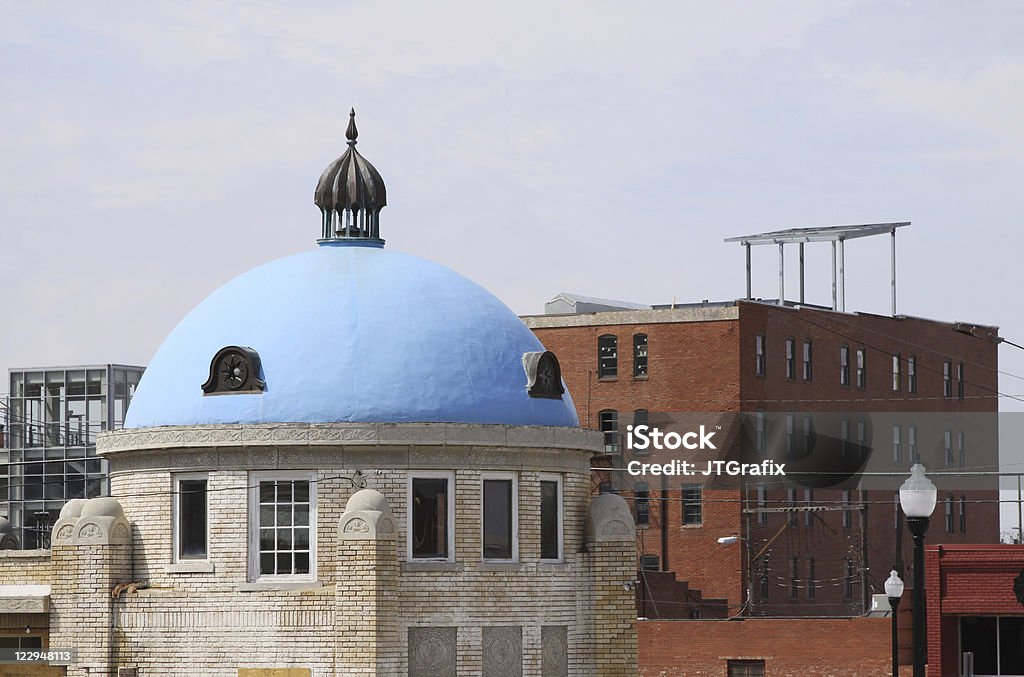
[1,365,144,548]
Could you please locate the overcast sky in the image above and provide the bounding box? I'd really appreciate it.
[2,2,1023,528]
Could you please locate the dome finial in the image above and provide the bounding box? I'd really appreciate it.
[346,108,358,146]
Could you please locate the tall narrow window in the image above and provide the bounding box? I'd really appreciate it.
[957,362,965,400]
[635,482,650,527]
[908,355,917,393]
[175,474,208,561]
[681,485,702,525]
[856,348,866,388]
[892,353,901,392]
[908,425,918,463]
[409,473,453,561]
[803,488,814,528]
[755,334,766,376]
[856,421,866,458]
[755,411,766,454]
[840,346,850,385]
[785,338,795,379]
[806,558,816,599]
[943,360,952,398]
[785,414,795,458]
[540,475,562,561]
[756,484,767,525]
[802,415,813,454]
[787,488,797,526]
[944,430,954,467]
[803,339,812,381]
[959,495,967,534]
[892,425,902,464]
[958,431,966,469]
[633,334,648,378]
[252,474,314,579]
[945,495,954,533]
[789,557,799,598]
[482,474,517,561]
[844,558,854,599]
[841,489,851,529]
[598,335,617,378]
[599,410,619,453]
[840,418,850,458]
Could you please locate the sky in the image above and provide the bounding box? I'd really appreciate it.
[2,2,1024,529]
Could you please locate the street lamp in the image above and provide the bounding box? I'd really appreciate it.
[885,569,905,677]
[899,464,936,677]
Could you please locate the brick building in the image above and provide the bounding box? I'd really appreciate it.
[525,294,1001,621]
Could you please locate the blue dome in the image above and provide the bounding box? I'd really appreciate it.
[125,243,578,428]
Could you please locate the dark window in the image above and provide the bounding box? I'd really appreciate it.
[600,410,619,453]
[411,477,449,559]
[959,616,1024,677]
[540,478,560,560]
[640,554,660,571]
[755,411,766,454]
[908,425,918,462]
[598,335,617,378]
[633,334,648,378]
[840,419,850,459]
[789,557,799,597]
[802,415,813,454]
[856,421,866,458]
[483,478,514,560]
[803,340,812,381]
[755,334,766,376]
[856,348,866,388]
[840,345,850,385]
[892,425,902,464]
[257,479,311,576]
[945,430,954,467]
[681,485,702,525]
[806,557,815,599]
[892,353,901,392]
[787,488,797,526]
[959,495,967,534]
[785,338,795,379]
[844,558,854,599]
[803,488,813,528]
[177,478,207,560]
[959,431,966,469]
[945,494,954,533]
[756,484,767,526]
[943,360,952,398]
[635,483,650,527]
[908,355,917,393]
[957,361,965,400]
[728,660,765,677]
[1001,618,1024,674]
[785,415,795,458]
[842,490,851,529]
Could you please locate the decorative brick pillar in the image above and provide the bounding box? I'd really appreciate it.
[49,497,132,677]
[335,489,400,676]
[585,493,638,677]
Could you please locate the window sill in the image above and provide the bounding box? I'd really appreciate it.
[537,561,570,571]
[165,561,215,574]
[402,561,463,573]
[478,562,524,572]
[238,580,322,591]
[632,375,649,381]
[681,523,703,529]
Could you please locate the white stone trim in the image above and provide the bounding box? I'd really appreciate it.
[0,585,49,614]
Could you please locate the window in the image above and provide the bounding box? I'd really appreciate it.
[803,339,812,381]
[802,415,813,454]
[250,474,315,580]
[960,616,1024,676]
[640,554,660,571]
[755,411,766,455]
[844,558,855,599]
[789,557,799,597]
[943,360,952,398]
[728,660,765,677]
[842,490,851,529]
[787,488,797,526]
[482,473,517,561]
[600,410,619,453]
[681,485,702,525]
[785,338,795,379]
[908,355,917,393]
[856,348,866,388]
[959,494,967,534]
[892,353,901,392]
[785,415,795,458]
[856,421,866,458]
[945,430,954,467]
[803,488,813,528]
[945,495,954,533]
[598,335,617,378]
[892,425,902,464]
[840,346,850,385]
[635,482,650,527]
[959,431,966,469]
[957,362,965,400]
[760,573,769,599]
[756,484,767,525]
[539,475,562,561]
[633,334,648,378]
[755,334,766,376]
[908,425,918,463]
[174,474,208,562]
[840,419,850,458]
[409,472,454,561]
[806,558,816,599]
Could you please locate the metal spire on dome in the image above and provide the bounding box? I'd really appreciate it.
[314,108,387,245]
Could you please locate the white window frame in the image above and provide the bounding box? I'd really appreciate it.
[247,471,317,583]
[480,471,519,563]
[172,472,209,563]
[407,470,456,563]
[538,473,564,562]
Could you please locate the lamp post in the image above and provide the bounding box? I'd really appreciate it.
[899,464,937,677]
[885,569,905,677]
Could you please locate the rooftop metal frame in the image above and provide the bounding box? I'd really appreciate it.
[725,222,911,314]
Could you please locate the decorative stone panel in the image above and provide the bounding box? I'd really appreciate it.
[482,626,522,677]
[541,626,568,677]
[408,627,457,677]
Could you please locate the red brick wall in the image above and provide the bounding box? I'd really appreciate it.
[638,617,891,676]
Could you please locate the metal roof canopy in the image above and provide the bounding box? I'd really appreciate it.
[724,222,911,314]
